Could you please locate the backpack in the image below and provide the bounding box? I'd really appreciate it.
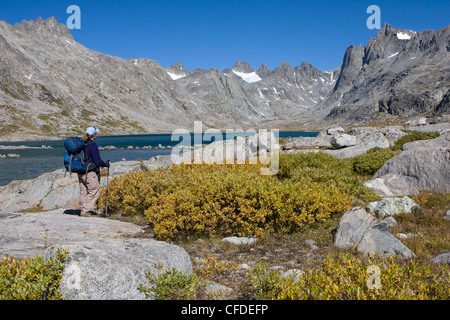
[64,137,87,175]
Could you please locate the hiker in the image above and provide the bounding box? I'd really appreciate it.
[78,126,110,217]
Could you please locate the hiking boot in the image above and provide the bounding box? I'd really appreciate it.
[80,211,96,217]
[88,210,106,217]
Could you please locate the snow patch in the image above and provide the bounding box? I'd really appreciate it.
[167,72,186,80]
[387,52,399,59]
[396,32,411,40]
[232,70,262,83]
[258,88,265,99]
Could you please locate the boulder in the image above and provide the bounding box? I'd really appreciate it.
[431,252,450,264]
[357,222,415,259]
[222,236,258,246]
[334,207,379,248]
[304,239,318,250]
[401,131,450,151]
[0,169,77,214]
[366,196,422,217]
[325,129,390,159]
[374,147,450,193]
[404,117,427,126]
[142,155,173,170]
[40,181,80,211]
[326,127,345,135]
[247,130,278,158]
[330,133,357,149]
[364,174,419,197]
[334,207,415,259]
[44,238,193,300]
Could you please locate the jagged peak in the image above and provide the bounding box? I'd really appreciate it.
[298,61,322,72]
[256,63,271,77]
[167,62,190,73]
[13,16,73,40]
[232,60,254,73]
[274,61,293,72]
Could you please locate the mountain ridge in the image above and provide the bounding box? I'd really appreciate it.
[0,17,448,141]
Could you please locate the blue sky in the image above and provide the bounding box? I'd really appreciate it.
[1,0,449,71]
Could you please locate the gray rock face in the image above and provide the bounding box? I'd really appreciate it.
[374,147,450,193]
[401,131,450,151]
[364,174,420,197]
[334,207,415,259]
[0,169,78,214]
[334,207,379,248]
[357,222,415,260]
[364,131,450,196]
[0,209,143,258]
[325,128,390,159]
[43,239,193,300]
[317,23,450,126]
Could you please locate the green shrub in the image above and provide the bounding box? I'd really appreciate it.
[247,253,450,300]
[351,147,399,176]
[0,249,68,300]
[276,152,379,203]
[100,153,378,241]
[139,266,201,300]
[392,130,440,151]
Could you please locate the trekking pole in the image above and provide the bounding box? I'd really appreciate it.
[105,163,110,217]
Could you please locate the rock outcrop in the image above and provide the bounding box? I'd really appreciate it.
[316,23,450,126]
[43,239,193,300]
[334,207,415,259]
[0,209,143,258]
[371,133,450,195]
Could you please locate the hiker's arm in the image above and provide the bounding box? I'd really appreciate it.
[88,144,109,167]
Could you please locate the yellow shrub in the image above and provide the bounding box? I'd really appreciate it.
[100,153,378,241]
[247,253,450,300]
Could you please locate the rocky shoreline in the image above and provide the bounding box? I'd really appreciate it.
[0,123,449,299]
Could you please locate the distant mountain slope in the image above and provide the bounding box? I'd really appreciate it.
[0,17,448,141]
[0,17,340,140]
